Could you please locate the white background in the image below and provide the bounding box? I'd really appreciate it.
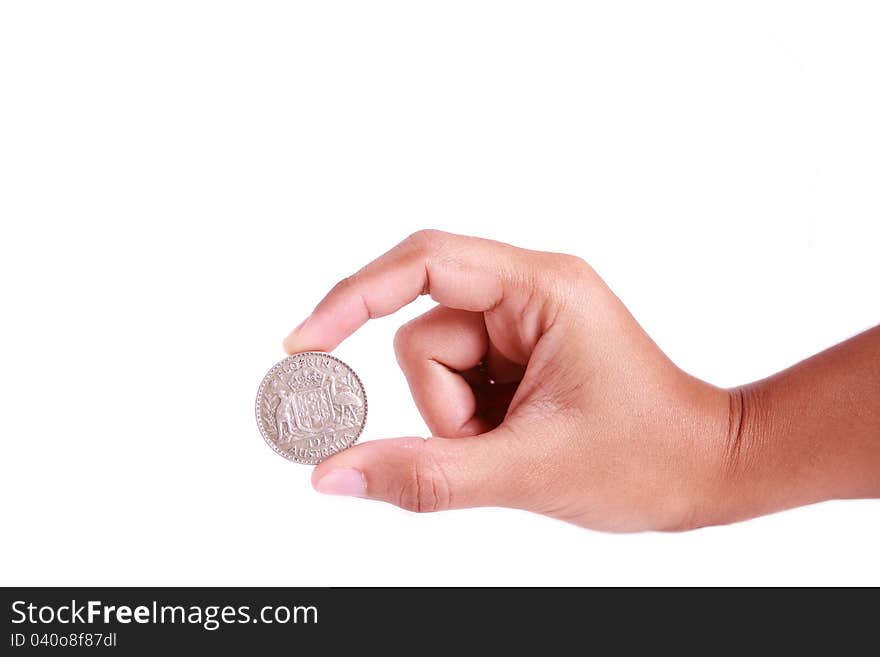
[1,2,878,586]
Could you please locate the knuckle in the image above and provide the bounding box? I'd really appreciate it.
[331,271,359,294]
[404,229,447,253]
[396,440,451,513]
[538,253,602,302]
[560,254,596,281]
[392,320,417,356]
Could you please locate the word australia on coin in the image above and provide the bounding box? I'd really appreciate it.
[255,352,367,464]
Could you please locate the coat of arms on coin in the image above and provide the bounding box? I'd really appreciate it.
[255,352,367,464]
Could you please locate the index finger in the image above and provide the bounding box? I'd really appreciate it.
[283,229,528,353]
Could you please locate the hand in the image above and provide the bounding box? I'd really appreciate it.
[284,230,880,531]
[283,230,735,532]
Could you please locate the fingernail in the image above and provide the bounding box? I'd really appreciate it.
[314,468,367,497]
[283,315,311,353]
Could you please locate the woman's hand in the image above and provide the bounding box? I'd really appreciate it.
[283,230,735,531]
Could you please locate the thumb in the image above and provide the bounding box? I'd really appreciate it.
[310,429,525,513]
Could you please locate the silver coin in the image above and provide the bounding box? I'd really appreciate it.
[255,352,367,464]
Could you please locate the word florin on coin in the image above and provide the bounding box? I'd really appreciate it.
[255,352,367,464]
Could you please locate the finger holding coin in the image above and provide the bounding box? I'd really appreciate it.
[264,230,551,514]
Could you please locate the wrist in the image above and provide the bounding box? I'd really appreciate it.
[676,383,772,530]
[656,381,753,531]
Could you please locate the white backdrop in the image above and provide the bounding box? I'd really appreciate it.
[1,2,878,586]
